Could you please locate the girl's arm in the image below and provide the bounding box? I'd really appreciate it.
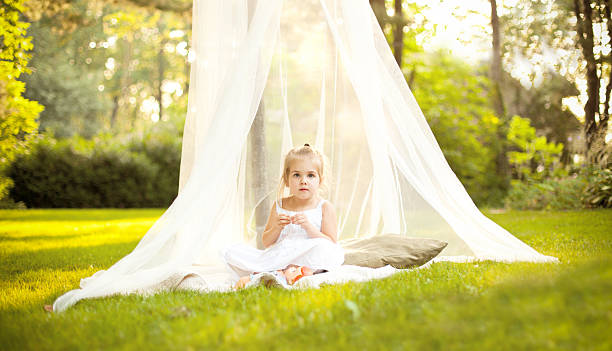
[318,201,338,243]
[261,202,290,248]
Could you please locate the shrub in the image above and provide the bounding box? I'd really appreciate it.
[505,175,587,210]
[127,133,181,207]
[505,165,612,210]
[583,167,612,208]
[8,134,180,208]
[0,197,26,209]
[507,116,565,181]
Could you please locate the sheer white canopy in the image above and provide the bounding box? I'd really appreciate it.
[53,0,557,312]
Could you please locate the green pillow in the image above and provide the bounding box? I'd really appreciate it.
[340,234,448,269]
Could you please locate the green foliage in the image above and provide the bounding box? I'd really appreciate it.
[20,0,191,137]
[22,0,115,137]
[1,209,611,349]
[505,176,588,210]
[502,116,595,210]
[411,51,503,205]
[0,0,44,201]
[0,0,33,76]
[505,165,612,210]
[507,115,564,181]
[7,133,180,208]
[501,0,579,85]
[583,167,612,208]
[502,71,580,162]
[127,131,181,206]
[22,49,110,138]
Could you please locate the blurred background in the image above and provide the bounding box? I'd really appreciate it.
[1,0,610,210]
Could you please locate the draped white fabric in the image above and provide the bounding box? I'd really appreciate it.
[53,0,557,312]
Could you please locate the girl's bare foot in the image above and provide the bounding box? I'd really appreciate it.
[235,275,251,289]
[44,304,53,312]
[283,265,314,285]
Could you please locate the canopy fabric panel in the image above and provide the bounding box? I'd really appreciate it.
[53,0,557,313]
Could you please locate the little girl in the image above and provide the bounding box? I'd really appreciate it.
[223,144,344,287]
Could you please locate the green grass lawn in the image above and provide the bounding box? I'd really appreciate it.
[1,209,611,350]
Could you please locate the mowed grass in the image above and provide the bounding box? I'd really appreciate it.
[0,209,611,350]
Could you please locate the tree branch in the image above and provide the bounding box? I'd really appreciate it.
[113,0,192,13]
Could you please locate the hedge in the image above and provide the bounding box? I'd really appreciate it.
[8,135,180,208]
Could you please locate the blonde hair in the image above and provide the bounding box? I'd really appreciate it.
[277,144,330,203]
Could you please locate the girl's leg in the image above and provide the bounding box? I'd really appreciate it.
[235,274,255,289]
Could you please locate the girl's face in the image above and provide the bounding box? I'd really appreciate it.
[286,158,321,201]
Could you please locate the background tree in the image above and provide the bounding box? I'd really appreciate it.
[371,0,505,204]
[572,0,610,162]
[412,51,504,204]
[489,0,511,192]
[489,0,505,119]
[5,0,600,209]
[21,0,191,136]
[0,0,44,202]
[21,1,110,137]
[369,0,388,29]
[501,0,610,162]
[506,115,564,181]
[25,0,192,17]
[392,0,404,67]
[503,70,581,164]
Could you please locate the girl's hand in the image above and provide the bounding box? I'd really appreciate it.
[291,213,315,233]
[277,214,291,229]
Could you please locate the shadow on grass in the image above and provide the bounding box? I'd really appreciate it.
[0,241,139,278]
[0,234,86,242]
[0,209,164,223]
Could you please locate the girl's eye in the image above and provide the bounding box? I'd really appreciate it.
[293,174,299,177]
[308,174,315,178]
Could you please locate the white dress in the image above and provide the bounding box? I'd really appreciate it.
[223,199,345,276]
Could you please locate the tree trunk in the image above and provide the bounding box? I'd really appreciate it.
[489,0,510,191]
[248,1,269,249]
[393,0,403,67]
[184,59,190,94]
[601,2,611,146]
[115,33,133,131]
[110,94,119,128]
[574,0,601,160]
[369,0,387,28]
[490,0,505,119]
[407,67,416,89]
[157,44,165,122]
[250,103,268,249]
[156,15,166,122]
